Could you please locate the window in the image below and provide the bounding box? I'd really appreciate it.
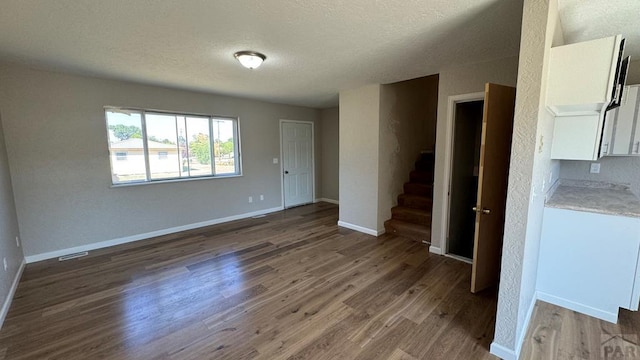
[105,107,241,185]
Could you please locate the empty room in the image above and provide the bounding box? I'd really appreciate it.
[1,1,640,359]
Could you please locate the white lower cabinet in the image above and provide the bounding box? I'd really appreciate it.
[538,207,640,322]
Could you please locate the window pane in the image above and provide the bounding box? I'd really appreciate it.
[106,110,147,184]
[212,119,237,175]
[145,113,180,180]
[185,116,213,177]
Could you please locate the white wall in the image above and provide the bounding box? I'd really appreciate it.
[492,0,563,358]
[320,107,339,202]
[431,56,520,251]
[338,85,381,233]
[0,63,320,259]
[560,157,640,196]
[0,111,24,327]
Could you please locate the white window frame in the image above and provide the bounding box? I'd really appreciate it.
[105,106,243,187]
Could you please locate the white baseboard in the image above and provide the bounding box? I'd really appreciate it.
[25,206,284,264]
[490,290,539,360]
[515,291,539,357]
[429,245,442,255]
[490,342,518,360]
[337,221,384,236]
[537,291,618,323]
[314,198,339,205]
[0,258,25,329]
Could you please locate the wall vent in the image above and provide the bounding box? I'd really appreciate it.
[58,251,89,261]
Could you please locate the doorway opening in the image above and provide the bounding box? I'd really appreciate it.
[448,100,484,261]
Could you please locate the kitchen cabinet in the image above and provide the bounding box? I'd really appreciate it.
[547,34,629,161]
[547,35,624,117]
[538,207,640,322]
[538,182,640,323]
[602,85,640,156]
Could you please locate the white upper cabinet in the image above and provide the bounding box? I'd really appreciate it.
[547,35,629,161]
[602,85,640,156]
[547,35,623,116]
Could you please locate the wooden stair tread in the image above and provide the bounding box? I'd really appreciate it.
[391,206,431,226]
[403,182,433,197]
[398,197,432,211]
[409,170,433,184]
[384,219,431,242]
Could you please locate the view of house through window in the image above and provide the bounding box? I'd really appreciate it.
[105,108,241,185]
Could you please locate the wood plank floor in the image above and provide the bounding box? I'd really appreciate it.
[521,300,640,359]
[0,203,498,360]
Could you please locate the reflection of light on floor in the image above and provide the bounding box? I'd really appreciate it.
[120,254,244,351]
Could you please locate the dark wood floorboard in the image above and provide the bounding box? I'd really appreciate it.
[0,203,498,359]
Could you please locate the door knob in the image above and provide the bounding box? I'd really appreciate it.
[472,207,491,214]
[284,170,289,174]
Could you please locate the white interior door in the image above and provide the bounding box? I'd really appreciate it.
[282,121,313,208]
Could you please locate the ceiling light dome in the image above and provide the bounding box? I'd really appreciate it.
[234,51,266,69]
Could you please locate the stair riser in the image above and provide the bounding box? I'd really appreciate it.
[398,196,432,209]
[415,160,434,172]
[409,171,433,184]
[384,223,430,242]
[391,210,431,225]
[403,183,432,197]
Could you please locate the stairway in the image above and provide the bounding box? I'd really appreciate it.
[384,152,434,243]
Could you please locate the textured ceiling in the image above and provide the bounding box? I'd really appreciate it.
[559,0,640,59]
[0,0,523,108]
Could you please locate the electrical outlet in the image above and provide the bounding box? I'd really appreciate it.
[590,163,601,174]
[248,196,253,203]
[16,236,20,248]
[260,195,264,201]
[3,258,7,272]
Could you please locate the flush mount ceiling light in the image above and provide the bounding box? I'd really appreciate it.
[234,51,266,69]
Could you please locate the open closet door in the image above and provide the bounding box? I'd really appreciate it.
[471,83,517,293]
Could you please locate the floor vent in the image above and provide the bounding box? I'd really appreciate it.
[58,251,89,261]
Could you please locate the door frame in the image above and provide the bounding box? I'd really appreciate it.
[279,119,316,209]
[440,92,485,256]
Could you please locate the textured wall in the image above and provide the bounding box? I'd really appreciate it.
[339,85,381,232]
[320,107,339,201]
[560,157,640,196]
[493,0,562,356]
[0,112,23,326]
[431,56,520,250]
[0,63,320,258]
[378,75,439,230]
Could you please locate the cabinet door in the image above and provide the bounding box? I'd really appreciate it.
[633,87,640,154]
[601,110,616,156]
[610,85,639,155]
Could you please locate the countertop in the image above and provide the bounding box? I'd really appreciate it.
[545,180,640,218]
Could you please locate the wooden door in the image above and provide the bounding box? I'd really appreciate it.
[282,121,314,208]
[471,83,517,293]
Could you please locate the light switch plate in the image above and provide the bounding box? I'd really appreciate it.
[590,163,600,174]
[273,158,278,164]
